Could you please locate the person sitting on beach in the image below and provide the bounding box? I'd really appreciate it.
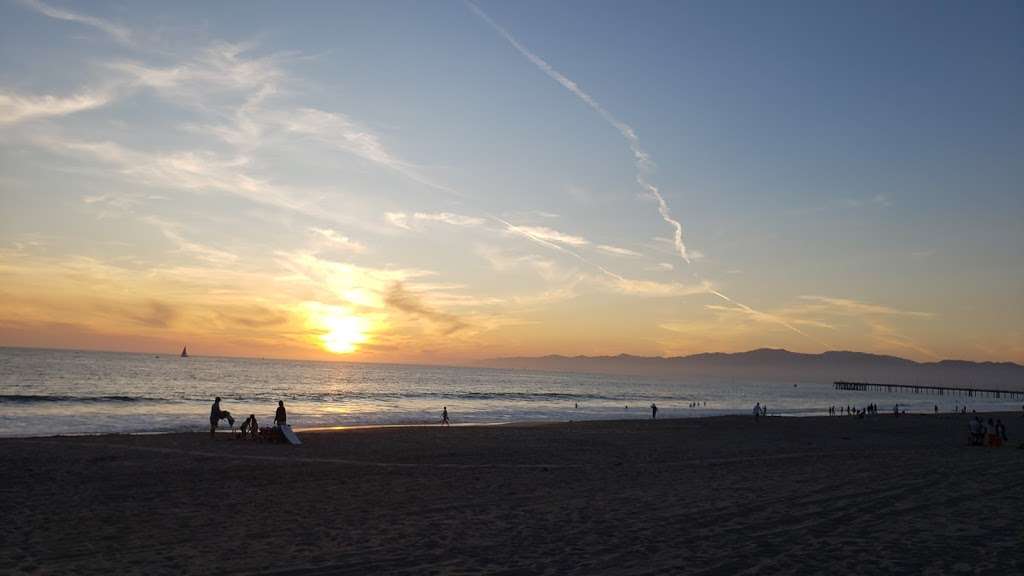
[274,401,287,427]
[239,414,259,440]
[209,397,234,437]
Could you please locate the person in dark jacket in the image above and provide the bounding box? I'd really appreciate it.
[274,400,287,426]
[209,397,234,437]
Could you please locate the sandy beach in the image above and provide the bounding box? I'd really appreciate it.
[2,413,1022,575]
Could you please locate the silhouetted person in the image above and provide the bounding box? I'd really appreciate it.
[753,402,761,422]
[239,414,259,439]
[996,419,1007,442]
[441,406,450,426]
[651,403,658,419]
[209,397,234,437]
[274,401,287,426]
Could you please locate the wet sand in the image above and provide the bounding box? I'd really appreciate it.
[2,413,1022,575]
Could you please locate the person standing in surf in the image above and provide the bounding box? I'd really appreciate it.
[650,403,658,420]
[274,401,287,427]
[209,397,234,437]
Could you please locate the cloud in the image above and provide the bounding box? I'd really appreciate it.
[123,300,179,328]
[385,212,411,230]
[602,276,712,298]
[142,216,238,265]
[33,135,325,218]
[704,304,835,330]
[19,0,133,45]
[596,244,641,257]
[110,42,286,96]
[384,282,468,335]
[0,89,115,124]
[309,227,366,254]
[280,107,400,168]
[216,306,289,329]
[475,245,570,283]
[413,212,486,227]
[509,225,589,247]
[797,296,932,318]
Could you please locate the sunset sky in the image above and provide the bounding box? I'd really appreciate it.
[1,0,1021,363]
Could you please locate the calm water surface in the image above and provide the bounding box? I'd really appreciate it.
[1,347,1019,437]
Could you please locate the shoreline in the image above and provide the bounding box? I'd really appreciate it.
[4,409,1021,440]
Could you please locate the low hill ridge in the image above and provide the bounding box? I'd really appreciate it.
[478,349,1024,389]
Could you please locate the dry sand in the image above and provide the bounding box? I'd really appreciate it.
[2,413,1022,575]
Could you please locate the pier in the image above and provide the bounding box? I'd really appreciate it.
[834,381,1024,400]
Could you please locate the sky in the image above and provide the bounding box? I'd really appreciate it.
[0,0,1022,364]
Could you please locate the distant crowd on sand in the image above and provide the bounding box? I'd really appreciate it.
[209,397,292,442]
[969,416,1010,448]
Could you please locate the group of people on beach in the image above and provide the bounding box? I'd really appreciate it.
[969,416,1008,447]
[832,403,880,417]
[209,397,288,440]
[828,403,914,417]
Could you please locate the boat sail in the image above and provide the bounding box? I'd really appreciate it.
[180,346,188,358]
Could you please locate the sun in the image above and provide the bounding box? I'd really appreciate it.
[318,309,370,354]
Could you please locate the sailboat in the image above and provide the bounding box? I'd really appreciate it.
[180,346,188,358]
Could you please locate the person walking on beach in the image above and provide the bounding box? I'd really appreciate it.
[651,403,658,419]
[753,402,761,422]
[441,406,450,426]
[209,397,234,437]
[274,400,287,426]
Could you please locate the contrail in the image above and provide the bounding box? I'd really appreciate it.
[465,0,690,264]
[466,1,825,345]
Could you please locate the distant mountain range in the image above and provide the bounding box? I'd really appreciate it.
[478,349,1024,390]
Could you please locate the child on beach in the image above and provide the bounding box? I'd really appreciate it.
[239,414,259,440]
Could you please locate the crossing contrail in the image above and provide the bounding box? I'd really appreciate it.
[465,1,690,264]
[466,1,825,345]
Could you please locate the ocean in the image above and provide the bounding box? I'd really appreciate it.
[1,347,1019,437]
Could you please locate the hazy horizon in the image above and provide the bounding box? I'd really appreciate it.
[2,1,1022,364]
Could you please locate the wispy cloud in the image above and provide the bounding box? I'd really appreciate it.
[142,216,238,265]
[385,212,411,230]
[19,0,133,45]
[309,227,366,254]
[596,244,641,257]
[384,282,469,335]
[509,225,589,247]
[797,296,933,318]
[33,135,325,218]
[0,89,115,124]
[413,212,486,227]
